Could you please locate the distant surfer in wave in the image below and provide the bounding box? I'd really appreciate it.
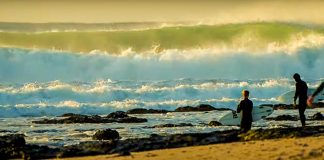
[293,73,308,127]
[237,90,253,132]
[307,82,324,106]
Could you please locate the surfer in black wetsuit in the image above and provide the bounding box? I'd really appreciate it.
[307,82,324,106]
[293,73,308,127]
[237,90,253,132]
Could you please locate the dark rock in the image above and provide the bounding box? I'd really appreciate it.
[106,130,240,155]
[208,121,222,126]
[310,102,324,108]
[4,125,324,159]
[240,126,324,141]
[214,107,233,111]
[24,144,60,159]
[127,108,169,114]
[113,117,147,123]
[107,111,129,119]
[0,130,16,133]
[33,114,103,124]
[92,129,120,140]
[0,134,26,147]
[272,104,295,110]
[266,115,299,121]
[269,103,324,110]
[58,141,117,158]
[31,129,59,133]
[144,123,193,128]
[311,112,324,120]
[149,134,161,138]
[57,147,101,158]
[33,113,147,124]
[174,104,232,112]
[175,104,217,112]
[0,134,26,159]
[260,104,274,107]
[58,113,84,117]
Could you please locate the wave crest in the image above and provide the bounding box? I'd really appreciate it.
[1,22,324,54]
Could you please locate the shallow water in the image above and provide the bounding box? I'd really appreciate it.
[0,108,323,147]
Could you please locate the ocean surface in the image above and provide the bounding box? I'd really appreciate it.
[0,22,323,147]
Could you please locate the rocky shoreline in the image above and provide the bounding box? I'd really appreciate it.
[32,104,231,124]
[32,103,324,125]
[1,125,324,159]
[261,102,324,110]
[1,103,324,159]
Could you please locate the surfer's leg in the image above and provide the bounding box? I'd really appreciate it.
[240,119,251,132]
[298,105,306,127]
[246,121,252,131]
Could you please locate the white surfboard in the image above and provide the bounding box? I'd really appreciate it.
[278,89,324,104]
[218,105,273,126]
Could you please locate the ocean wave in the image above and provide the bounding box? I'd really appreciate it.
[0,78,320,118]
[0,46,323,82]
[0,97,279,117]
[1,22,324,54]
[0,79,319,108]
[0,79,296,95]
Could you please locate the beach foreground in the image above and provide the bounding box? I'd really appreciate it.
[63,135,324,160]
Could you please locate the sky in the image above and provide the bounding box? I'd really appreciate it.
[1,0,324,24]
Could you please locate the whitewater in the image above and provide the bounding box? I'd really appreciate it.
[0,22,323,146]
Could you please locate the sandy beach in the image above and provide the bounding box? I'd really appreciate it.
[63,135,324,160]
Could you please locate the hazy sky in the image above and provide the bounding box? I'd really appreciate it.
[1,0,324,24]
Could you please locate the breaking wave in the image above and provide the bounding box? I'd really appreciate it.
[1,22,324,54]
[0,79,322,117]
[0,46,323,82]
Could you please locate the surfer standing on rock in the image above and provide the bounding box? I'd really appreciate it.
[237,90,253,133]
[293,73,308,127]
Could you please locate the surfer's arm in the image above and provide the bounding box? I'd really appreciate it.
[237,102,242,113]
[294,83,299,102]
[312,82,324,97]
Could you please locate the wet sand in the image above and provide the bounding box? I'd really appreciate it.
[62,135,324,160]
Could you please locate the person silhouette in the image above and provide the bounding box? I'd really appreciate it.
[293,73,308,127]
[307,82,324,106]
[237,90,253,132]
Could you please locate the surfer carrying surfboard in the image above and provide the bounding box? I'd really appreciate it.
[237,90,253,132]
[293,73,308,127]
[307,82,324,106]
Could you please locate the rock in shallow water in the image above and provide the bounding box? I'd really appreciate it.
[266,113,324,121]
[143,123,194,128]
[127,108,169,114]
[92,129,120,140]
[57,113,84,117]
[311,112,324,120]
[106,111,129,119]
[208,121,223,126]
[33,111,147,124]
[174,104,230,112]
[266,115,299,121]
[263,103,324,110]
